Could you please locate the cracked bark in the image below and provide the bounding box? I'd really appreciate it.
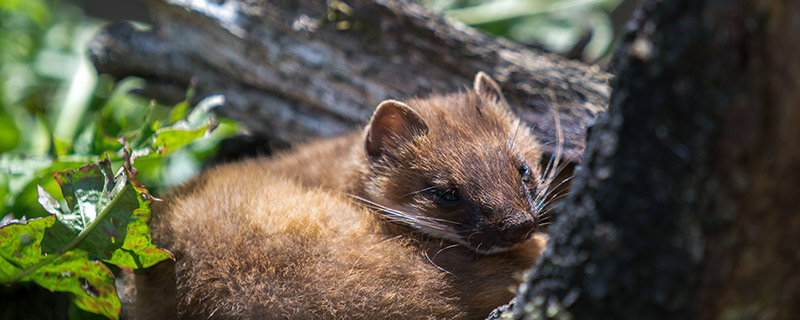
[87,0,610,162]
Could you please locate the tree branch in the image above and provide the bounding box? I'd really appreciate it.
[88,0,610,161]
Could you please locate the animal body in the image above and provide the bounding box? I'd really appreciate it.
[132,73,557,319]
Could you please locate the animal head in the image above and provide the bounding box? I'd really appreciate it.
[360,72,549,254]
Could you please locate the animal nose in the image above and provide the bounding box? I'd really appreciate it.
[501,220,535,244]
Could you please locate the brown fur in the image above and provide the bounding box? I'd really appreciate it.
[133,73,552,319]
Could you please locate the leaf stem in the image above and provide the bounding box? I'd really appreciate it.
[1,183,131,284]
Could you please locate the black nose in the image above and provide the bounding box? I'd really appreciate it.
[501,220,535,244]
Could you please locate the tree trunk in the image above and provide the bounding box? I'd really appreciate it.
[87,0,610,162]
[499,0,800,319]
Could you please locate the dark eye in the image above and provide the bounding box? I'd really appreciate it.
[518,164,530,177]
[433,189,460,202]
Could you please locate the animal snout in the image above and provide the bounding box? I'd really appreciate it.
[500,220,536,244]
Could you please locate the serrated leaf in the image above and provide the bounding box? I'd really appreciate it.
[0,217,120,319]
[0,217,52,267]
[0,154,171,319]
[39,251,119,320]
[39,155,171,269]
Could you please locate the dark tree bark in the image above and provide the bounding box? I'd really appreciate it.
[88,0,610,162]
[496,0,800,319]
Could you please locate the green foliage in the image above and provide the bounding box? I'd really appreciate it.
[39,156,172,269]
[0,0,240,218]
[0,87,234,317]
[0,155,172,319]
[422,0,623,61]
[0,0,241,318]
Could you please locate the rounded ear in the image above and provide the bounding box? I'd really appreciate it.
[473,71,511,110]
[365,100,429,159]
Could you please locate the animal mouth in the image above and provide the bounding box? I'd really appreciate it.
[461,220,537,254]
[500,221,537,244]
[467,239,528,255]
[460,232,528,255]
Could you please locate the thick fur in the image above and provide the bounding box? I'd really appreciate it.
[133,73,551,319]
[139,162,467,319]
[271,81,545,254]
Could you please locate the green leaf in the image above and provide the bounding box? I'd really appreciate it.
[35,251,120,319]
[40,155,171,269]
[0,217,53,270]
[36,185,61,216]
[0,154,172,318]
[0,217,120,319]
[150,95,224,156]
[152,126,208,155]
[168,101,190,125]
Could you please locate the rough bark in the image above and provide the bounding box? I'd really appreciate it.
[87,0,610,162]
[500,0,800,319]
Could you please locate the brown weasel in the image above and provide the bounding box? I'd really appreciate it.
[133,73,555,319]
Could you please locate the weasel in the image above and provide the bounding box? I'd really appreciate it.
[133,72,557,319]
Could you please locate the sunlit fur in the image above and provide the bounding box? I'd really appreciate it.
[268,77,555,255]
[132,73,557,319]
[357,91,545,254]
[137,163,467,319]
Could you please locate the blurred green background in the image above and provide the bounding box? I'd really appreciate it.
[1,1,240,318]
[423,0,633,62]
[0,0,631,318]
[0,0,240,225]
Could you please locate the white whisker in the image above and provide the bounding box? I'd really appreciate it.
[434,244,460,258]
[347,194,461,241]
[424,250,457,277]
[401,186,437,198]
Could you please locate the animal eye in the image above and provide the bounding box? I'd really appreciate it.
[434,189,460,202]
[518,164,530,177]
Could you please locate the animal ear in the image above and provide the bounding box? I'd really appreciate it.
[473,71,511,109]
[365,100,429,158]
